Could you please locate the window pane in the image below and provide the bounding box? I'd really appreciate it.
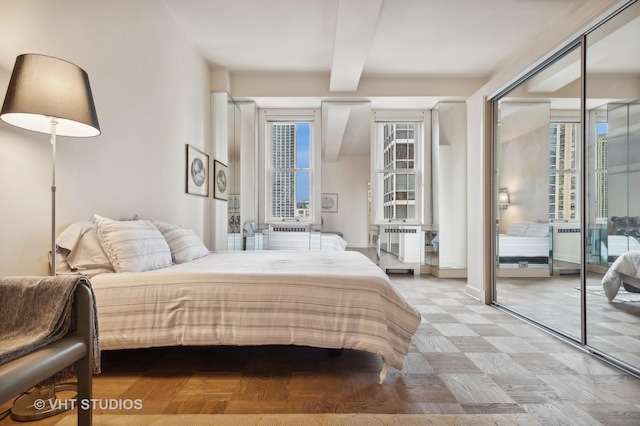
[296,122,310,168]
[269,121,313,220]
[375,121,420,222]
[548,122,578,220]
[272,171,295,217]
[271,123,296,168]
[295,171,310,218]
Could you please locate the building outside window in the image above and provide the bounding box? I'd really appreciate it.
[267,121,312,221]
[595,123,608,220]
[372,118,423,224]
[549,122,579,221]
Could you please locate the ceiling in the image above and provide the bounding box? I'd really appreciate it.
[159,0,601,157]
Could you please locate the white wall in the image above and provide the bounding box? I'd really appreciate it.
[499,103,551,232]
[434,103,467,270]
[0,0,210,275]
[321,155,370,247]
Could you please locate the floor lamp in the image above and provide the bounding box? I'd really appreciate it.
[0,53,100,420]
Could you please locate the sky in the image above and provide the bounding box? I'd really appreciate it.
[296,122,310,202]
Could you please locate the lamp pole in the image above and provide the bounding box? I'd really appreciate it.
[50,117,58,276]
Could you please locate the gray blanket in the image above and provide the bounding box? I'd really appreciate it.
[0,275,100,376]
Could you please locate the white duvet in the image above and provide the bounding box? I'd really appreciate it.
[90,250,421,374]
[602,250,640,301]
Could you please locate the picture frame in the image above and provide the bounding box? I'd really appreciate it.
[186,144,209,197]
[213,159,229,201]
[321,193,338,213]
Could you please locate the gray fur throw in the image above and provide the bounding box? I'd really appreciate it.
[0,275,100,380]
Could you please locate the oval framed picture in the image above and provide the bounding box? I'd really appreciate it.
[213,160,229,201]
[321,193,338,213]
[186,144,209,197]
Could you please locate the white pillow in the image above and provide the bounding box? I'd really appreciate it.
[507,222,529,236]
[523,222,549,237]
[55,221,115,276]
[92,214,173,273]
[152,221,210,264]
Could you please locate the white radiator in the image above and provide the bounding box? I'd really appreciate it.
[552,225,581,264]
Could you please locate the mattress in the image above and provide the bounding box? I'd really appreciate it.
[89,250,420,374]
[497,234,550,264]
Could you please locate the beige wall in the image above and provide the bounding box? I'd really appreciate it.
[0,0,210,275]
[321,155,370,248]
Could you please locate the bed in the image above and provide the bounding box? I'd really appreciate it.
[55,215,420,383]
[602,250,640,301]
[498,222,550,268]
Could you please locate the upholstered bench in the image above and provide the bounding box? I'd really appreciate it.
[0,278,95,425]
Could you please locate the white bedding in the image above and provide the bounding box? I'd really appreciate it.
[90,250,420,375]
[602,250,640,301]
[246,232,347,251]
[602,235,640,259]
[498,234,549,261]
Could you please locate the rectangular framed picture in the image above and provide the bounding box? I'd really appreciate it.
[213,160,229,201]
[186,144,209,197]
[321,193,338,213]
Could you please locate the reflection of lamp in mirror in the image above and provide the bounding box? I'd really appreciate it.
[498,187,511,210]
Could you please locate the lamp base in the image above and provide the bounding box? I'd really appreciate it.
[11,383,77,421]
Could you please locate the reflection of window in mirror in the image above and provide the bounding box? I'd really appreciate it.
[548,121,579,221]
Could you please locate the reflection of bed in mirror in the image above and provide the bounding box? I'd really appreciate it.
[245,225,347,251]
[602,235,640,262]
[602,250,640,301]
[498,222,550,268]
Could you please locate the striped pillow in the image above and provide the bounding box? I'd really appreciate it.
[92,214,173,273]
[152,221,210,264]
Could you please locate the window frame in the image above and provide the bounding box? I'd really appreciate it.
[548,119,581,222]
[260,109,321,225]
[371,111,426,225]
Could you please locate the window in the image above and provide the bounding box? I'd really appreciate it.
[266,120,314,222]
[549,122,579,220]
[372,116,424,224]
[595,122,608,220]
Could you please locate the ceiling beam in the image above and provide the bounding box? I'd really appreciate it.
[329,0,383,92]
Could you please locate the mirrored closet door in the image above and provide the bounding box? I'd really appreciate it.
[493,43,583,341]
[585,0,640,372]
[227,96,242,250]
[492,0,640,376]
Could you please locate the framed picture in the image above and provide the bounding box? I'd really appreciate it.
[213,160,229,201]
[321,193,338,213]
[186,144,209,197]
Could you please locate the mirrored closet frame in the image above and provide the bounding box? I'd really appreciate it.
[488,0,640,378]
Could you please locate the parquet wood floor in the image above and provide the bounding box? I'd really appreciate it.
[2,274,640,425]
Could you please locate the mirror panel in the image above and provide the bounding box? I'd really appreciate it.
[585,1,640,370]
[227,96,242,250]
[494,44,583,340]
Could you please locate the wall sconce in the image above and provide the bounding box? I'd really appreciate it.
[498,187,510,210]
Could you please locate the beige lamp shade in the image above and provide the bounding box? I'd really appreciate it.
[498,191,510,205]
[1,54,100,137]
